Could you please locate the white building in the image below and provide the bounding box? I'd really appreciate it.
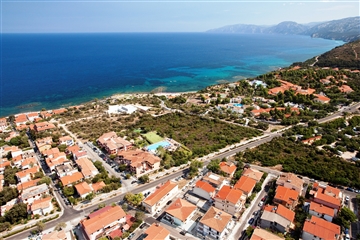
[162,198,197,229]
[193,180,216,200]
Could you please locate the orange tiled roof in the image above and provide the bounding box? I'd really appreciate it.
[303,216,340,239]
[338,85,353,93]
[314,191,341,208]
[219,162,236,175]
[144,223,170,240]
[264,204,295,222]
[234,176,257,194]
[16,166,39,179]
[276,173,304,192]
[215,185,243,204]
[314,94,330,102]
[309,201,335,217]
[66,145,80,153]
[165,198,196,222]
[21,157,38,168]
[43,148,60,156]
[82,206,126,235]
[143,180,177,207]
[195,180,216,193]
[76,158,98,177]
[91,181,106,192]
[250,228,284,240]
[34,121,56,132]
[60,172,83,186]
[199,206,232,233]
[242,168,264,182]
[17,179,41,191]
[75,181,92,196]
[274,186,299,206]
[31,197,52,211]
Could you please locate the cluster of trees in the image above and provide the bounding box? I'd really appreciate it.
[135,112,260,157]
[243,137,360,188]
[124,192,144,206]
[0,203,28,232]
[92,161,121,191]
[0,187,18,206]
[188,160,203,179]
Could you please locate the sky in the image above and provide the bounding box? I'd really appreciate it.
[1,0,359,33]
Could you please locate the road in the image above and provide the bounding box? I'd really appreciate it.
[9,102,360,239]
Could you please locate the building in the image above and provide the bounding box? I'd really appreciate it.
[242,168,264,182]
[14,114,28,126]
[16,166,40,183]
[20,183,49,204]
[0,118,8,132]
[144,223,170,240]
[308,201,336,222]
[163,198,197,228]
[34,121,56,132]
[60,172,84,187]
[97,132,132,154]
[76,158,99,179]
[46,153,68,171]
[314,94,331,104]
[219,162,236,177]
[302,216,340,240]
[273,186,299,210]
[338,85,353,93]
[55,163,78,178]
[202,172,225,189]
[117,149,161,177]
[35,137,53,153]
[313,186,342,214]
[58,136,74,146]
[259,204,295,234]
[75,181,93,198]
[30,197,53,215]
[42,148,60,158]
[42,230,67,240]
[234,176,257,197]
[196,206,232,240]
[17,179,40,191]
[276,173,304,194]
[81,206,126,240]
[250,228,284,240]
[193,180,216,200]
[142,180,178,215]
[214,185,245,217]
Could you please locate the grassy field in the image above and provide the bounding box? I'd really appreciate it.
[142,131,164,144]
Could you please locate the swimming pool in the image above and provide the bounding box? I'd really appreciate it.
[233,103,243,107]
[146,140,171,151]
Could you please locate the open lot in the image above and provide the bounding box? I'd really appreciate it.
[142,131,164,144]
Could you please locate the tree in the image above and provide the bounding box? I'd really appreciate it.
[124,192,144,206]
[207,159,220,173]
[37,176,51,185]
[125,174,131,179]
[55,222,67,231]
[0,222,11,232]
[5,203,27,224]
[135,211,145,221]
[138,174,149,183]
[118,164,127,172]
[85,192,95,201]
[63,186,75,197]
[188,160,203,179]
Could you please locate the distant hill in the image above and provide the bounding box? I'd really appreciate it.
[314,40,360,69]
[207,16,360,42]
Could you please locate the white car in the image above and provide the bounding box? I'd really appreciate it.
[258,201,264,207]
[345,196,350,202]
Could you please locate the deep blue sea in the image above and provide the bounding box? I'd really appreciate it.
[1,33,343,117]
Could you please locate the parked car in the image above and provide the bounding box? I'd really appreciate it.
[131,180,137,184]
[346,187,355,192]
[258,201,264,207]
[248,218,254,224]
[345,196,350,202]
[139,223,147,229]
[128,232,135,239]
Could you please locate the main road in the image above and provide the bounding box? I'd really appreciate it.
[7,102,360,239]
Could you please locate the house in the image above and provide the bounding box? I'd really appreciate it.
[42,230,67,240]
[302,216,340,240]
[308,201,336,222]
[43,148,60,158]
[26,112,39,122]
[66,145,80,155]
[193,180,216,200]
[338,85,353,93]
[53,108,67,115]
[46,152,68,171]
[20,183,49,204]
[214,185,245,217]
[17,179,40,191]
[162,198,197,228]
[0,159,11,174]
[142,180,178,215]
[107,104,138,115]
[81,206,126,240]
[16,166,40,183]
[91,181,106,193]
[202,172,225,189]
[314,94,331,104]
[301,135,322,145]
[273,186,299,210]
[0,118,8,132]
[14,114,28,126]
[34,121,56,132]
[234,176,257,197]
[313,186,342,214]
[219,162,236,178]
[144,223,170,240]
[35,137,53,153]
[118,149,161,177]
[76,158,99,179]
[60,172,84,187]
[276,173,304,194]
[58,136,74,146]
[5,131,18,142]
[242,168,264,182]
[55,162,78,178]
[250,228,284,240]
[196,206,232,240]
[73,151,88,160]
[40,111,53,119]
[259,204,295,234]
[20,157,38,170]
[97,132,132,154]
[75,181,93,198]
[30,197,53,216]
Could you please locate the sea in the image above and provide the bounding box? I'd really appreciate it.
[0,33,344,117]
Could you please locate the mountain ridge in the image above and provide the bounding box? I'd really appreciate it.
[207,16,360,42]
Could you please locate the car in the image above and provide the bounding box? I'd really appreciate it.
[261,196,266,201]
[336,185,345,189]
[355,189,360,193]
[139,223,147,229]
[128,232,135,239]
[346,187,355,192]
[166,200,172,205]
[258,201,264,207]
[297,175,303,179]
[345,234,350,240]
[248,218,254,224]
[180,230,186,236]
[345,196,350,202]
[131,180,137,184]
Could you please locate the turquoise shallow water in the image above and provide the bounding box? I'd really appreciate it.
[0,33,343,117]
